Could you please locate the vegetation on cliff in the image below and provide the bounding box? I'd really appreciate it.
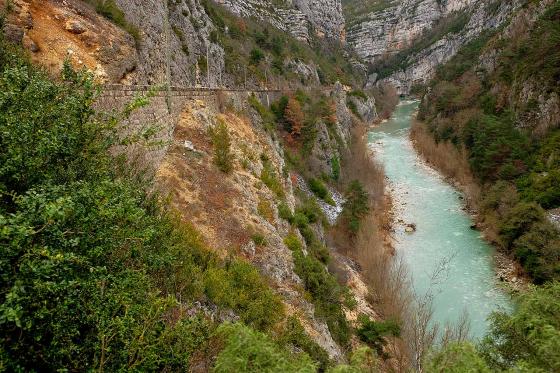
[0,37,341,371]
[199,0,363,88]
[416,1,560,283]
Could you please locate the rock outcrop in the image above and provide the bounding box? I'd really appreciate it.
[346,0,476,62]
[345,0,523,95]
[114,0,224,86]
[3,0,138,82]
[218,0,345,42]
[378,0,523,94]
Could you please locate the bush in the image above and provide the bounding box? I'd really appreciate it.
[204,260,283,331]
[0,46,285,370]
[499,202,545,249]
[257,198,274,222]
[285,97,304,137]
[479,282,560,372]
[210,120,234,173]
[342,180,370,235]
[331,156,341,181]
[284,232,303,251]
[251,233,267,247]
[213,323,316,373]
[260,155,284,198]
[309,178,335,205]
[278,317,331,371]
[425,343,491,373]
[277,202,294,223]
[292,246,350,346]
[356,315,400,356]
[250,48,265,65]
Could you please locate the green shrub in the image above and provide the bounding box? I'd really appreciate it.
[257,198,274,222]
[277,202,294,223]
[260,155,285,198]
[425,343,491,373]
[331,156,341,181]
[210,120,234,173]
[251,233,267,247]
[499,202,545,249]
[293,211,310,228]
[204,260,283,331]
[213,323,316,373]
[342,180,370,235]
[249,94,275,131]
[309,178,335,205]
[356,315,400,356]
[0,46,284,370]
[279,316,331,371]
[347,99,360,119]
[250,48,265,65]
[297,197,325,225]
[293,249,350,346]
[347,90,368,100]
[479,282,560,372]
[284,232,303,251]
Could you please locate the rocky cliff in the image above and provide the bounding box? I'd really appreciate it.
[218,0,345,42]
[378,0,523,94]
[345,0,476,62]
[345,0,523,94]
[3,0,224,86]
[0,0,381,364]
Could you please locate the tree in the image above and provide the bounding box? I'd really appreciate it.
[211,119,233,173]
[284,97,304,138]
[425,342,491,373]
[249,48,265,65]
[479,282,560,372]
[342,180,370,235]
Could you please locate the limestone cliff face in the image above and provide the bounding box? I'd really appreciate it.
[218,0,345,41]
[476,0,559,136]
[114,0,224,86]
[346,0,476,62]
[378,0,523,94]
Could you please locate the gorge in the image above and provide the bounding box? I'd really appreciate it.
[1,0,558,371]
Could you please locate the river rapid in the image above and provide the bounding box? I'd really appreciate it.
[369,100,511,339]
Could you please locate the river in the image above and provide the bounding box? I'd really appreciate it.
[369,100,511,339]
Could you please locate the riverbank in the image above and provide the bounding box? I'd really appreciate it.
[409,117,528,293]
[369,100,512,341]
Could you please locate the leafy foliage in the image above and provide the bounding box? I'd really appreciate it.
[309,178,335,205]
[418,3,560,282]
[210,119,234,173]
[0,41,285,370]
[425,342,491,373]
[479,282,560,372]
[342,180,370,235]
[213,323,316,373]
[426,283,560,372]
[356,316,400,357]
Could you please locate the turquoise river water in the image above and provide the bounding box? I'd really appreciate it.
[369,100,511,339]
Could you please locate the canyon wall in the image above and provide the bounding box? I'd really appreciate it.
[218,0,345,41]
[345,0,523,94]
[379,0,523,94]
[346,0,476,62]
